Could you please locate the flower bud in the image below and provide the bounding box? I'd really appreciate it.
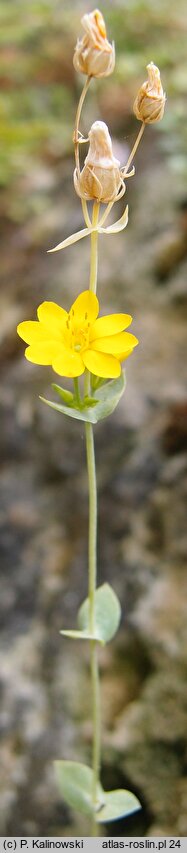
[74,121,122,203]
[133,62,166,124]
[73,9,115,78]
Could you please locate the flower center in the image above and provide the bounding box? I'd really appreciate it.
[65,310,90,353]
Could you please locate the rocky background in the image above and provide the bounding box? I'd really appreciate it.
[0,0,187,838]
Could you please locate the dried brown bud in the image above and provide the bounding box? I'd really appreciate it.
[133,62,166,124]
[73,9,115,79]
[74,121,122,203]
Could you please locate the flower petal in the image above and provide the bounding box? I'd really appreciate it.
[37,302,68,336]
[116,347,133,361]
[82,349,121,378]
[92,331,139,354]
[90,313,132,340]
[17,321,50,345]
[25,342,59,365]
[52,350,85,378]
[71,290,99,324]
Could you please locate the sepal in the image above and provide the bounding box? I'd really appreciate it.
[52,384,74,405]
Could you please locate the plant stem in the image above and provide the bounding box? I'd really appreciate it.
[89,201,100,295]
[85,419,100,835]
[124,122,145,174]
[84,199,101,835]
[84,202,100,399]
[73,377,81,407]
[85,421,97,636]
[74,76,91,175]
[91,643,101,835]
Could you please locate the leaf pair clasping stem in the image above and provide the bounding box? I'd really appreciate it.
[47,188,133,255]
[48,68,139,257]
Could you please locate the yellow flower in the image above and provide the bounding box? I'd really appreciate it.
[17,291,138,380]
[73,9,115,79]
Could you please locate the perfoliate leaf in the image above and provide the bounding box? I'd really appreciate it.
[60,629,97,641]
[90,372,126,420]
[47,205,128,253]
[78,583,121,644]
[54,761,104,816]
[55,762,141,823]
[40,371,126,424]
[99,205,128,235]
[97,789,141,823]
[47,226,92,253]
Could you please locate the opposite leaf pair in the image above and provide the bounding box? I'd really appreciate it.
[55,761,141,823]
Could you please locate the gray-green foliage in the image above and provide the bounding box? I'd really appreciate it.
[40,373,125,424]
[61,583,121,644]
[54,760,141,822]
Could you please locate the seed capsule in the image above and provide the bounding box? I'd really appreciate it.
[133,62,166,124]
[73,9,115,79]
[74,121,122,203]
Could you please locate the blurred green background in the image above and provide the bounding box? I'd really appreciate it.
[0,0,187,206]
[0,0,187,839]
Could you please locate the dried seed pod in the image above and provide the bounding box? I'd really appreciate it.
[74,121,123,203]
[133,62,166,124]
[73,9,115,78]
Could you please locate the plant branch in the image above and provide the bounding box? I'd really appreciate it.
[74,76,91,175]
[84,198,101,835]
[89,201,100,294]
[123,121,145,174]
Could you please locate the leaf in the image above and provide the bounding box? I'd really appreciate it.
[39,395,94,423]
[40,371,126,424]
[47,226,92,253]
[97,789,141,823]
[54,762,141,823]
[99,205,128,235]
[54,761,104,816]
[60,629,97,641]
[55,763,141,823]
[91,371,126,421]
[78,583,121,644]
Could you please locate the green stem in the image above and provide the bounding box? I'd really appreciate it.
[74,76,91,175]
[91,643,100,835]
[85,419,100,835]
[73,376,81,407]
[84,202,100,399]
[124,121,145,174]
[89,202,100,295]
[85,421,97,636]
[84,200,101,835]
